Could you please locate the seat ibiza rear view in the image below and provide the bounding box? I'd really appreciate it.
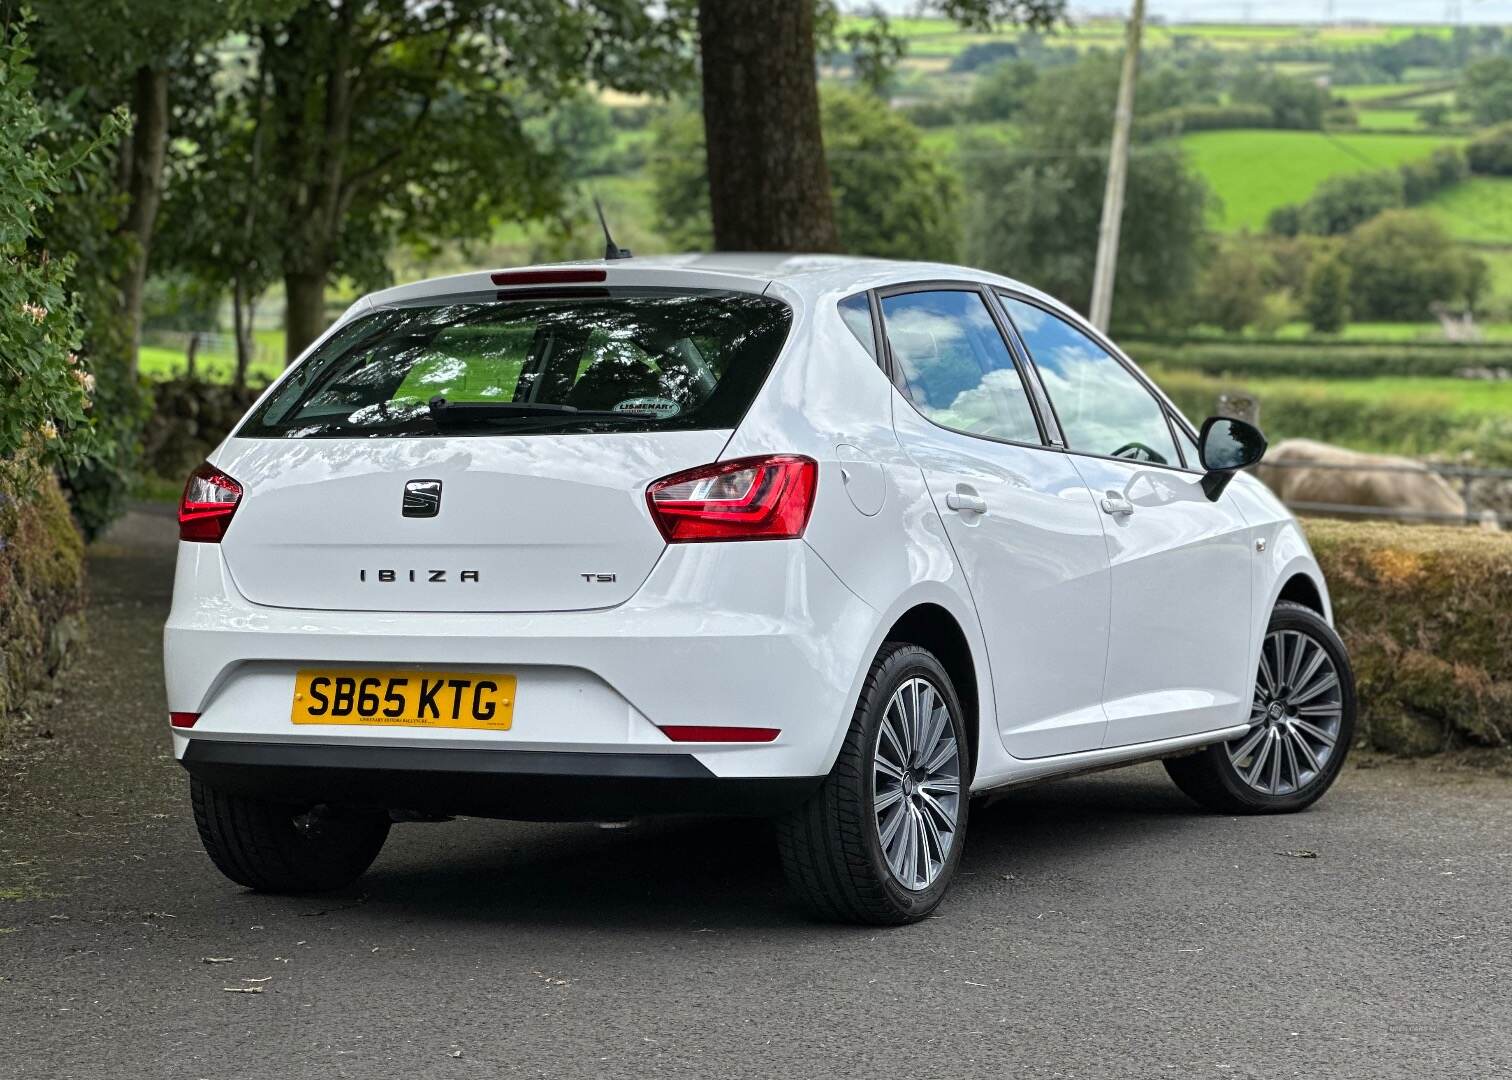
[165,254,1356,924]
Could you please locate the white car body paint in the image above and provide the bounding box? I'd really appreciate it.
[164,253,1330,805]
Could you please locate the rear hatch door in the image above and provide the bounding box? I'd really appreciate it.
[213,283,792,613]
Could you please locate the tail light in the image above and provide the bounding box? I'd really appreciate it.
[646,455,817,543]
[179,463,243,543]
[169,712,200,728]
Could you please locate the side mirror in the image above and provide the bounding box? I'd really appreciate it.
[1198,416,1267,501]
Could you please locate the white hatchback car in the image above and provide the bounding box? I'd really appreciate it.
[165,254,1356,924]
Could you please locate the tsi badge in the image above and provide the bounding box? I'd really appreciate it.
[402,478,442,518]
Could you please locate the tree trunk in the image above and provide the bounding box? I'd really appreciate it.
[697,0,839,252]
[284,269,327,363]
[232,277,252,391]
[119,65,170,377]
[185,332,200,377]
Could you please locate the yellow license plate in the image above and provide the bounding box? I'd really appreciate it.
[291,669,516,730]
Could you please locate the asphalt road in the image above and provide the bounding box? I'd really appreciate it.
[1,508,1510,1080]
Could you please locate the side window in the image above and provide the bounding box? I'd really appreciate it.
[1001,296,1179,467]
[879,289,1041,444]
[837,292,878,360]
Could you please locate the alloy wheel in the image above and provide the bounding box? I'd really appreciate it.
[1229,628,1344,796]
[872,676,962,891]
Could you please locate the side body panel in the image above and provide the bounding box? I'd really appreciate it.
[1067,456,1256,747]
[891,402,1114,759]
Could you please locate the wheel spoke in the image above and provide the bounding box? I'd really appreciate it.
[873,786,904,813]
[879,711,908,769]
[1296,702,1343,720]
[1287,722,1322,773]
[906,807,926,887]
[873,754,905,781]
[1285,631,1308,689]
[1290,671,1339,707]
[1257,642,1278,696]
[918,775,960,797]
[1293,717,1338,747]
[879,798,908,853]
[917,700,946,769]
[1246,730,1274,790]
[1280,727,1301,791]
[1290,646,1328,700]
[1227,725,1268,766]
[908,681,925,764]
[922,734,958,776]
[1267,728,1283,792]
[889,690,912,763]
[917,788,955,831]
[918,802,947,868]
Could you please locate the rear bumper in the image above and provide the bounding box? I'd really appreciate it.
[164,537,880,782]
[181,740,821,820]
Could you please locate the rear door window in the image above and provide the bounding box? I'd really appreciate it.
[240,289,792,438]
[879,289,1042,445]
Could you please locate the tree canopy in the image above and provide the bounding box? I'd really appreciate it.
[651,88,961,263]
[961,53,1212,327]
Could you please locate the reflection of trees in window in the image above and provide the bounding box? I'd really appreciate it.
[243,292,791,437]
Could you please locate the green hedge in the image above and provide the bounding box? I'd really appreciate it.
[1126,339,1512,380]
[1306,520,1511,755]
[1152,368,1512,466]
[1138,103,1273,137]
[1467,123,1512,176]
[0,462,86,736]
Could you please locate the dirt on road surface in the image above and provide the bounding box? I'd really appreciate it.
[2,508,1510,1079]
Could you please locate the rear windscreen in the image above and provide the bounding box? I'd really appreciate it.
[238,289,792,438]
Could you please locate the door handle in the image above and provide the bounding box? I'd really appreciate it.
[945,491,988,515]
[1100,493,1134,516]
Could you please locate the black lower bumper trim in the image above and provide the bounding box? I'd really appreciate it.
[180,740,821,821]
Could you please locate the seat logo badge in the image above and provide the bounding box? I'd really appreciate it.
[403,479,442,518]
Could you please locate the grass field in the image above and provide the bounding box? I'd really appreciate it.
[1255,319,1512,342]
[845,17,1455,60]
[1423,177,1512,245]
[1351,108,1429,131]
[1179,129,1467,231]
[1148,369,1512,418]
[139,329,284,384]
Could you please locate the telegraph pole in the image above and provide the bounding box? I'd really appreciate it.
[1088,0,1146,332]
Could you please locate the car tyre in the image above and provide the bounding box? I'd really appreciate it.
[1165,601,1356,815]
[777,643,970,925]
[191,778,390,893]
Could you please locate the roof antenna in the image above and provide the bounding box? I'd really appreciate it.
[594,197,632,261]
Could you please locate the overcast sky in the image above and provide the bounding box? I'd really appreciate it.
[863,1,1512,23]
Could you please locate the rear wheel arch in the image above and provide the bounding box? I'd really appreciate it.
[881,603,979,776]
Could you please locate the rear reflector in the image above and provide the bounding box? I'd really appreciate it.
[658,725,780,743]
[646,455,817,543]
[169,712,200,729]
[179,463,243,543]
[491,268,607,286]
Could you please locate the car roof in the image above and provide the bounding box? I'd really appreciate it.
[356,253,1080,324]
